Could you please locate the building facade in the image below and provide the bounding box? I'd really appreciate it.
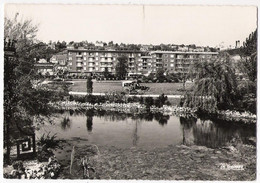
[67,49,143,76]
[34,59,55,76]
[149,51,219,74]
[50,53,68,72]
[59,48,219,77]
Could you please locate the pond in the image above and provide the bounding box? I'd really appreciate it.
[36,109,256,149]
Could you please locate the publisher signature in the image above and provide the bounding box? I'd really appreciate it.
[219,163,244,170]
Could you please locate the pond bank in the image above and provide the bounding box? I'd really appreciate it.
[55,140,256,180]
[49,101,256,124]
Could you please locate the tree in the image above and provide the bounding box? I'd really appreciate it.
[115,56,128,80]
[236,29,257,113]
[86,77,93,93]
[239,29,257,84]
[242,29,257,56]
[4,13,55,164]
[155,68,166,82]
[103,67,111,79]
[183,52,238,112]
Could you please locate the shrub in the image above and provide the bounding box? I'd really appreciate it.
[71,95,86,103]
[154,94,168,107]
[145,97,154,108]
[37,132,59,149]
[86,77,93,93]
[139,96,144,104]
[105,92,126,103]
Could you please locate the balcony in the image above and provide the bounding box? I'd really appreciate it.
[100,65,112,68]
[100,54,112,58]
[100,59,112,63]
[76,63,83,67]
[88,55,95,58]
[76,54,83,57]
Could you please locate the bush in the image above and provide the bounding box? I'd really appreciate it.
[154,94,168,107]
[139,96,144,104]
[145,97,154,108]
[86,77,93,93]
[105,92,126,103]
[37,132,59,149]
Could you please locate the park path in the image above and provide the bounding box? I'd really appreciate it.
[69,91,183,98]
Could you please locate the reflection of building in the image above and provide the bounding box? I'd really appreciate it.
[34,59,55,75]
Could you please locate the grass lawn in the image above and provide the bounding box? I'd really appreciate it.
[69,80,193,95]
[70,80,123,93]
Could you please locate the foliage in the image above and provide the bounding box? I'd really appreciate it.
[4,13,56,164]
[155,68,166,82]
[37,132,59,149]
[85,94,106,104]
[115,56,128,79]
[183,52,238,112]
[144,97,154,108]
[239,53,257,83]
[105,92,126,103]
[36,133,59,162]
[12,161,25,171]
[86,77,93,93]
[103,67,112,79]
[241,29,257,56]
[236,29,257,113]
[154,94,169,107]
[61,117,71,130]
[4,13,38,40]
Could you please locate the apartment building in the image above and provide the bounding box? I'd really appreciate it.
[149,51,218,74]
[63,48,219,76]
[67,48,143,76]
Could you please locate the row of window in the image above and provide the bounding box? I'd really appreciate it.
[69,52,142,57]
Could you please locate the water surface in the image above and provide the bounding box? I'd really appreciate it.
[37,110,255,149]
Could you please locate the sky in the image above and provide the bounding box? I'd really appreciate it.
[4,4,257,48]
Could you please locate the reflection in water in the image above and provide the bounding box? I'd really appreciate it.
[192,120,234,148]
[69,109,74,116]
[103,111,170,126]
[180,116,197,130]
[60,116,71,130]
[86,117,93,132]
[179,116,197,145]
[86,109,94,132]
[53,109,256,149]
[132,120,140,146]
[191,118,254,148]
[154,113,170,126]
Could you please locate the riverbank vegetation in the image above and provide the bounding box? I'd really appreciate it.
[182,29,257,115]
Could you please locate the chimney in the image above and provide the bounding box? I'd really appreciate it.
[235,40,240,48]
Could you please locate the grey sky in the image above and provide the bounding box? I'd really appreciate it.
[4,4,257,48]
